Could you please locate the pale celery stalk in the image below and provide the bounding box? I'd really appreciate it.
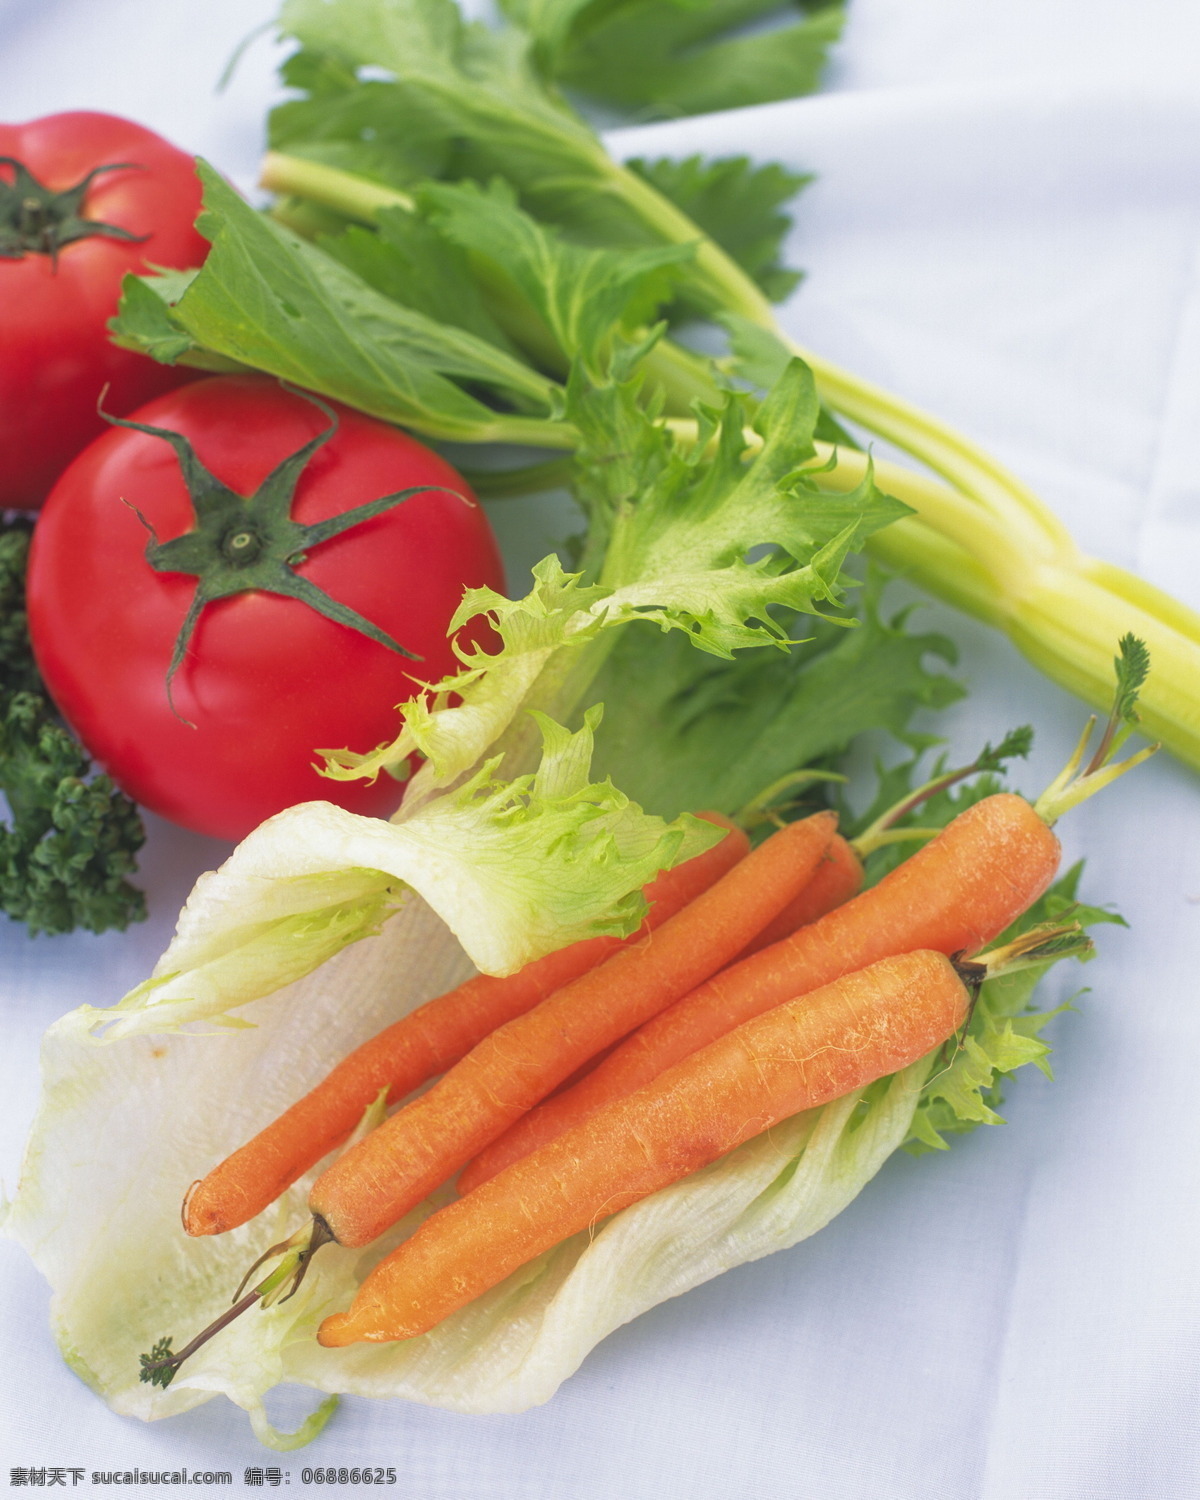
[260,151,1200,770]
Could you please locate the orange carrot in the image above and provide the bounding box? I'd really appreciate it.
[308,811,839,1248]
[457,791,1057,1193]
[317,948,969,1346]
[737,833,863,957]
[183,812,749,1236]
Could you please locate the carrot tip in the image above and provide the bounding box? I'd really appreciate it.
[181,1180,208,1237]
[316,1314,358,1348]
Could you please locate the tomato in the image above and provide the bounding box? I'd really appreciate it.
[26,375,506,841]
[0,112,209,510]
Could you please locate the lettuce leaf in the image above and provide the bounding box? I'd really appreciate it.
[57,709,713,1047]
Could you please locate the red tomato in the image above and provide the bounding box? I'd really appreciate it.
[27,375,506,841]
[0,112,209,510]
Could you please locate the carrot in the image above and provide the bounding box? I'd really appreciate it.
[317,948,970,1346]
[308,811,839,1248]
[736,833,863,957]
[731,730,1045,964]
[182,812,750,1236]
[457,791,1058,1193]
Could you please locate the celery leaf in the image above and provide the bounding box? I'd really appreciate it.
[628,156,807,303]
[112,163,559,443]
[515,0,845,120]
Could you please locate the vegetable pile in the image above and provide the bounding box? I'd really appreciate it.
[108,0,1200,768]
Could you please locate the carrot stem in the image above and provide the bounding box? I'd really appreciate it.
[139,1218,333,1388]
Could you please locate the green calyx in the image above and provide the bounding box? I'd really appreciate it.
[103,387,448,722]
[0,157,148,264]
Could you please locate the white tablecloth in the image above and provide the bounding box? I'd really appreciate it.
[4,3,1200,1495]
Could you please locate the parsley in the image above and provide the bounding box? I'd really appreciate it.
[0,517,146,937]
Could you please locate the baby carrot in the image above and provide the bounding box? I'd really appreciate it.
[737,833,864,957]
[317,948,971,1346]
[732,726,1041,964]
[182,812,750,1236]
[457,791,1058,1193]
[308,811,839,1248]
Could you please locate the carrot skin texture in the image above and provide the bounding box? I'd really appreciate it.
[182,812,749,1236]
[738,833,863,958]
[317,949,969,1346]
[309,812,838,1248]
[459,792,1056,1192]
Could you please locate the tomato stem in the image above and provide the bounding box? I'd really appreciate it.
[98,385,463,722]
[0,157,148,266]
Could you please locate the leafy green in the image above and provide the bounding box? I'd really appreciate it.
[0,693,147,938]
[319,208,522,355]
[906,864,1124,1154]
[419,179,693,366]
[270,49,454,188]
[0,519,39,700]
[115,163,563,445]
[0,518,146,937]
[509,0,845,121]
[322,358,911,802]
[278,0,613,199]
[587,580,962,818]
[69,707,714,1046]
[628,155,806,303]
[267,0,811,320]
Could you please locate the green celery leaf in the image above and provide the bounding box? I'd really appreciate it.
[109,272,250,374]
[318,207,522,354]
[112,162,562,444]
[629,156,807,303]
[546,0,845,120]
[278,0,614,194]
[419,179,693,366]
[271,52,454,189]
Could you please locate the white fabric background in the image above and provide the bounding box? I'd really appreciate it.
[3,2,1200,1495]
